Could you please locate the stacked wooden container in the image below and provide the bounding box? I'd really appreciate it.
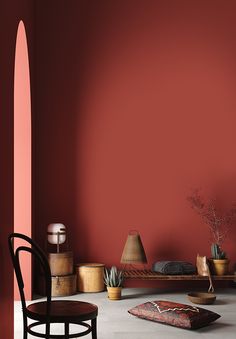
[46,223,77,297]
[48,251,76,297]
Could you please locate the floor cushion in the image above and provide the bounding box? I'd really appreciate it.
[128,300,220,329]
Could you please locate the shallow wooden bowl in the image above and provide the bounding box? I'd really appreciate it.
[188,292,216,305]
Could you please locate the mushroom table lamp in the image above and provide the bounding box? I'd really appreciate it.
[47,223,66,253]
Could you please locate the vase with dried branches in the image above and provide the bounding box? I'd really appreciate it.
[187,189,236,275]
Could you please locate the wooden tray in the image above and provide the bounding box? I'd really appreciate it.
[188,292,216,304]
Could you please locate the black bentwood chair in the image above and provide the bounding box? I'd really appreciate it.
[8,233,98,339]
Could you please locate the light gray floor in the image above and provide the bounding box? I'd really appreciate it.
[15,288,236,338]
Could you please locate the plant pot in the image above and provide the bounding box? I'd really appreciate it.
[107,286,122,300]
[210,259,230,275]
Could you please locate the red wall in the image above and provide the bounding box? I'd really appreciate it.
[35,1,236,280]
[0,0,35,337]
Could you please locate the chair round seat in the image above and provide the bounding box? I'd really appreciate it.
[27,300,98,322]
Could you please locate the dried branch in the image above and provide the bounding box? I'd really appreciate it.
[187,189,236,246]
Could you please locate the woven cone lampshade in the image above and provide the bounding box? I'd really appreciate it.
[120,231,147,264]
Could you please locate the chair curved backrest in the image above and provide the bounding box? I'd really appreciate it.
[8,233,52,312]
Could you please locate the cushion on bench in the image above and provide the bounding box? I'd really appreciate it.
[152,261,196,275]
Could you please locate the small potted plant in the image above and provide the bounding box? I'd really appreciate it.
[210,243,229,275]
[104,266,124,300]
[187,189,236,275]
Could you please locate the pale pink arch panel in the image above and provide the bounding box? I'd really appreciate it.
[14,20,32,301]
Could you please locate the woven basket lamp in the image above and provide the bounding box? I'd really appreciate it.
[120,230,147,265]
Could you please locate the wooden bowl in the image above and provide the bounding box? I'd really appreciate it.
[188,292,216,305]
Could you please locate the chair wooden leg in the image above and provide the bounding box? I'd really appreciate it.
[91,318,97,339]
[45,322,50,339]
[65,322,69,339]
[23,314,28,339]
[23,315,27,339]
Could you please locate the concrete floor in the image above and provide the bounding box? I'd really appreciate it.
[15,288,236,338]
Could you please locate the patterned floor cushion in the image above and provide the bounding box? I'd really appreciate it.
[128,300,220,329]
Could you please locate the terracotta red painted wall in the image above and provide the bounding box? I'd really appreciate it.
[35,1,236,282]
[0,0,35,336]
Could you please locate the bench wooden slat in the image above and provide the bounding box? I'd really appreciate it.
[123,270,235,281]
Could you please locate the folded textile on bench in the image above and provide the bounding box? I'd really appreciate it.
[152,261,196,275]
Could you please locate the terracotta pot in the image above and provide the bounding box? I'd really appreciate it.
[210,259,230,275]
[107,286,122,300]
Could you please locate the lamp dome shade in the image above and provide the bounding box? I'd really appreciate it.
[47,223,66,245]
[120,231,147,264]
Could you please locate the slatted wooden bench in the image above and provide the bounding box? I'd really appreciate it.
[124,269,236,281]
